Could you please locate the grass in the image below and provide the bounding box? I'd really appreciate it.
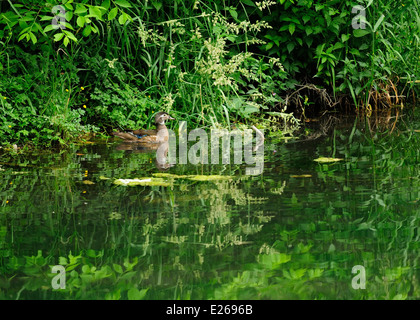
[0,0,419,149]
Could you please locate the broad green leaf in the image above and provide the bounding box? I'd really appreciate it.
[241,0,255,6]
[40,15,54,21]
[353,29,370,37]
[82,24,92,37]
[29,32,37,44]
[77,16,86,28]
[279,25,289,32]
[118,13,127,25]
[63,22,74,30]
[44,24,55,33]
[82,264,91,273]
[89,6,103,20]
[229,8,238,19]
[302,15,311,24]
[289,23,295,35]
[152,1,162,11]
[332,42,344,50]
[349,48,361,55]
[115,0,132,8]
[74,4,87,14]
[63,36,69,46]
[341,33,350,42]
[63,30,78,42]
[101,0,111,9]
[113,264,123,273]
[65,11,73,22]
[18,33,27,42]
[108,7,118,21]
[86,249,103,258]
[359,43,369,51]
[127,288,148,300]
[19,26,31,35]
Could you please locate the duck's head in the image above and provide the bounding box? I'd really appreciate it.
[155,112,175,125]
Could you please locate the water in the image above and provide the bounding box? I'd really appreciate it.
[0,113,419,300]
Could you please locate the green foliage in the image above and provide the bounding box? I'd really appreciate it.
[0,0,419,148]
[89,82,156,130]
[0,48,97,146]
[258,0,420,106]
[1,250,148,300]
[0,112,418,299]
[0,0,134,47]
[0,0,297,147]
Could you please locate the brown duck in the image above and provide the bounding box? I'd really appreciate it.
[112,112,174,143]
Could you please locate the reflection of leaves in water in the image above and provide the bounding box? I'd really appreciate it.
[2,113,419,300]
[194,179,277,250]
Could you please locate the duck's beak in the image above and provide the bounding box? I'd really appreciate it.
[168,115,175,120]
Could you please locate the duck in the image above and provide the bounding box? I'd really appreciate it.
[112,111,174,143]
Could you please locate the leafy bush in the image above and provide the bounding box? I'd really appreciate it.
[0,0,419,148]
[259,0,420,107]
[0,47,97,146]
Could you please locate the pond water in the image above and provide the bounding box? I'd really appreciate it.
[0,112,419,300]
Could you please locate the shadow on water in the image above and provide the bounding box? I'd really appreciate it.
[0,109,419,300]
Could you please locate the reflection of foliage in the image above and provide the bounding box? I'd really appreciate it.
[0,113,419,300]
[211,239,418,300]
[0,250,147,300]
[0,143,282,299]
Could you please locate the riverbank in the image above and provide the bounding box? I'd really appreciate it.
[1,1,419,150]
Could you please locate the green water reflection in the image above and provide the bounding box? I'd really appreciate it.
[0,114,419,300]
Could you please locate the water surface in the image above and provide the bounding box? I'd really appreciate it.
[0,112,418,300]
